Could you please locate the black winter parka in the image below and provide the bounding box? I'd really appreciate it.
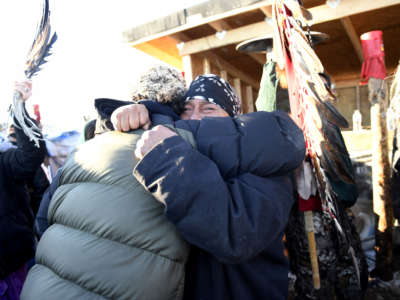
[133,111,306,300]
[0,122,45,278]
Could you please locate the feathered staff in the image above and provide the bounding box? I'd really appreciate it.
[271,0,360,285]
[10,0,57,147]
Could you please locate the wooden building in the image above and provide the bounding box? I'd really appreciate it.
[123,0,400,128]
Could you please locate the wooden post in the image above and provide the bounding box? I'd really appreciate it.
[233,78,242,108]
[182,55,194,86]
[220,70,228,81]
[203,58,211,74]
[304,211,321,289]
[245,85,254,113]
[369,77,393,280]
[356,85,361,111]
[340,17,364,63]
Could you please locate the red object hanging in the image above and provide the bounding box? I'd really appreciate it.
[298,194,322,212]
[360,30,386,82]
[33,104,41,124]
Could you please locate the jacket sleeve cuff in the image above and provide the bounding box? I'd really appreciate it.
[133,135,192,194]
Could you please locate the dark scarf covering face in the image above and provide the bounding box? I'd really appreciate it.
[183,74,241,116]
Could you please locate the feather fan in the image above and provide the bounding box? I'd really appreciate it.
[271,0,360,284]
[10,0,57,147]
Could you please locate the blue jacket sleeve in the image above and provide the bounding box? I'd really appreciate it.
[133,136,294,264]
[174,111,305,178]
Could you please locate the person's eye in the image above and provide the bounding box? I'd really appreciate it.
[204,107,216,112]
[183,107,192,112]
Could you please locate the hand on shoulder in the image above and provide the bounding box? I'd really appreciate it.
[135,125,177,160]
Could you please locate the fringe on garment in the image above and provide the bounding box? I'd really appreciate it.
[11,91,42,148]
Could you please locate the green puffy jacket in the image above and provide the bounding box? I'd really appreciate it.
[21,130,190,300]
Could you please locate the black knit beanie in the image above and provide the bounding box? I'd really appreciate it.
[183,74,241,116]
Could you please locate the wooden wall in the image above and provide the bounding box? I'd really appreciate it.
[183,53,256,114]
[335,85,371,129]
[334,78,394,130]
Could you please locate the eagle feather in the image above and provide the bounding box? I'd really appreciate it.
[10,0,56,147]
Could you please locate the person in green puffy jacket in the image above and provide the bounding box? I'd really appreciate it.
[21,65,190,300]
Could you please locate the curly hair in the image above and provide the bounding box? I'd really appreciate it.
[130,65,187,114]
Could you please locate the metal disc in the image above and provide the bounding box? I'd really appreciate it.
[236,31,329,53]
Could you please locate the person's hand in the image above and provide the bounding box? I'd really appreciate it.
[14,80,32,102]
[135,125,177,160]
[111,104,151,132]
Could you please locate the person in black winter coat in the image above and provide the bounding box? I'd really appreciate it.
[112,74,306,300]
[0,80,46,298]
[7,124,50,216]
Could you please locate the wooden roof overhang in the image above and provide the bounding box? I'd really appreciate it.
[123,0,400,95]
